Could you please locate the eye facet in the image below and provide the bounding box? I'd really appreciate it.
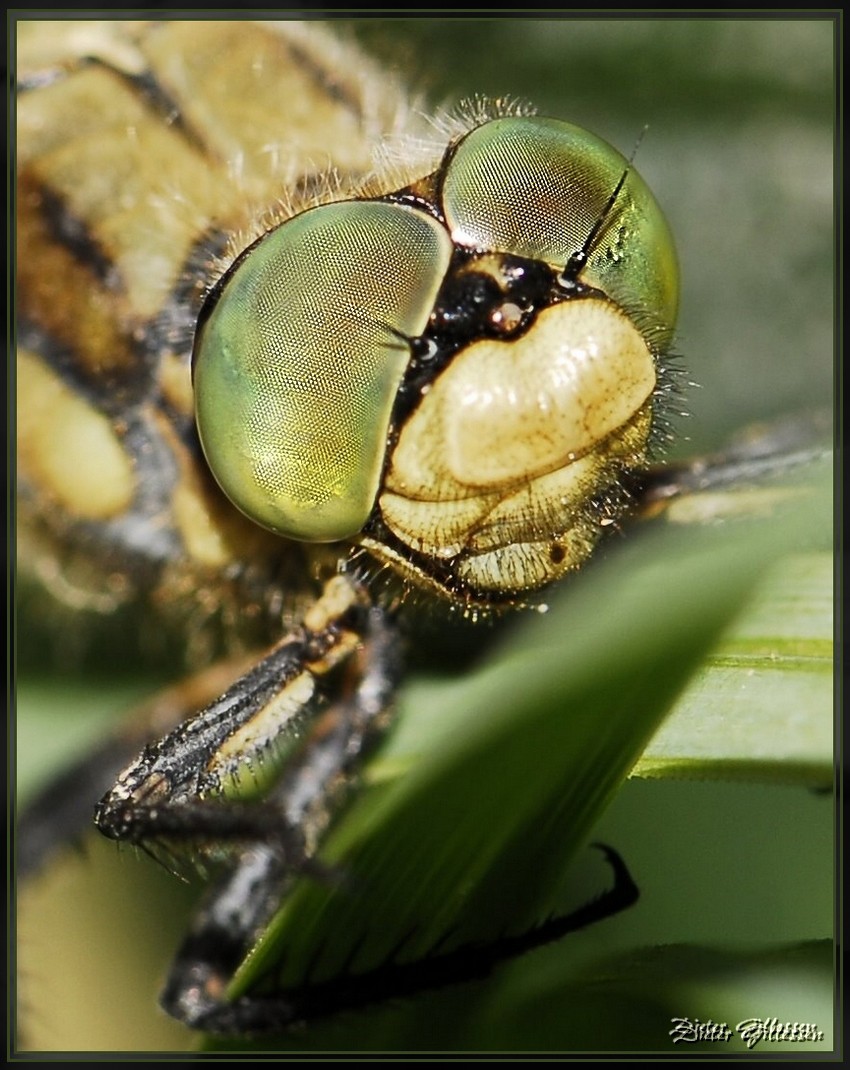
[441,116,679,342]
[193,201,452,542]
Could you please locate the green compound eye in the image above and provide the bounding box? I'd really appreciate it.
[193,201,452,542]
[442,116,679,343]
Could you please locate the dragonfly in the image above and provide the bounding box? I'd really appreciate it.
[15,18,833,1049]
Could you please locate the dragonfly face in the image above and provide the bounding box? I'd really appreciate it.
[193,112,678,600]
[15,18,831,1046]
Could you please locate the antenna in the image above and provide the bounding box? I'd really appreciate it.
[559,125,649,290]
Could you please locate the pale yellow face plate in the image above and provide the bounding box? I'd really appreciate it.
[381,299,656,592]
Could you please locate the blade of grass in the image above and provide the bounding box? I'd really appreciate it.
[636,550,834,784]
[230,466,830,1002]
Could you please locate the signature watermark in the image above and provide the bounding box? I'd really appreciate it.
[670,1017,825,1048]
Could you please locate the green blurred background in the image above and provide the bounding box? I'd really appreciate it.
[16,16,835,1054]
[349,17,834,451]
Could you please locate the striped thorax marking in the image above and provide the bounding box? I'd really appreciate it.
[16,20,415,645]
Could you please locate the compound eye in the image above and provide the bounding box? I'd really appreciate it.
[442,116,679,341]
[193,201,451,542]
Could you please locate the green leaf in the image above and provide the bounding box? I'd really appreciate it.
[636,550,834,784]
[229,466,831,1010]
